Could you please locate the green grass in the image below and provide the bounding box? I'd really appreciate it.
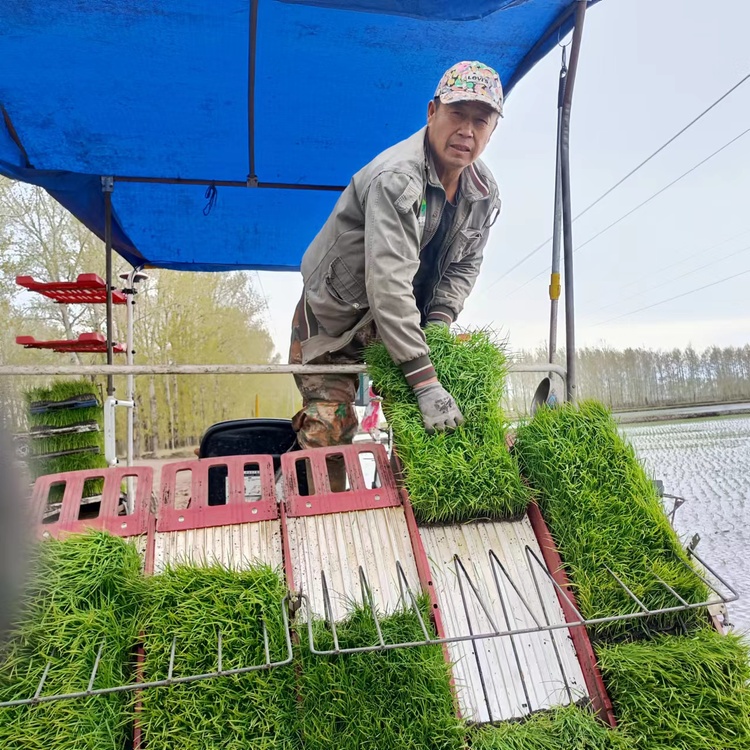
[0,532,143,750]
[513,400,709,639]
[597,629,750,750]
[469,703,634,749]
[298,601,465,750]
[366,327,529,523]
[139,563,299,750]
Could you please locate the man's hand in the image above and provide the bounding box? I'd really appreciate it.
[413,381,464,434]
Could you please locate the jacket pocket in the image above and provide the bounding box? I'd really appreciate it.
[325,257,367,309]
[455,228,483,260]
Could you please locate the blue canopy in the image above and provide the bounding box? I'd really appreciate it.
[0,0,601,272]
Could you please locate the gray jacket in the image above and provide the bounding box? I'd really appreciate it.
[300,126,500,367]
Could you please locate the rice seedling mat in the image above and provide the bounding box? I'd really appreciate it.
[154,454,282,573]
[281,442,423,623]
[0,532,145,749]
[597,628,750,750]
[0,472,152,715]
[419,516,588,724]
[25,380,108,494]
[514,401,738,640]
[142,453,294,750]
[365,327,530,524]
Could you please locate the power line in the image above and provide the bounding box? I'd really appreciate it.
[583,227,750,303]
[588,242,750,315]
[593,268,750,326]
[504,126,750,299]
[253,270,272,326]
[573,127,750,254]
[571,72,750,224]
[482,71,750,290]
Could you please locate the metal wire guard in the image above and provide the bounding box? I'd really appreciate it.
[0,595,294,708]
[304,546,737,656]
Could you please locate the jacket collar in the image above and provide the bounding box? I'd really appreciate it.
[419,127,491,202]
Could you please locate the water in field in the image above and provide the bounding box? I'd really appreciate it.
[623,416,750,635]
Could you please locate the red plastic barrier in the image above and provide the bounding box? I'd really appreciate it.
[157,455,278,531]
[282,442,400,517]
[32,465,153,538]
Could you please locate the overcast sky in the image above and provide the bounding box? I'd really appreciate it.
[257,0,750,359]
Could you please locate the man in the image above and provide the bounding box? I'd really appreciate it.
[290,60,503,483]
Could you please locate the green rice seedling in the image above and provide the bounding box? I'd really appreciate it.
[514,401,709,639]
[469,703,634,749]
[298,600,465,750]
[25,379,99,408]
[30,430,102,458]
[0,532,143,749]
[25,380,106,498]
[597,629,750,750]
[28,405,103,430]
[366,327,529,523]
[0,608,138,750]
[139,563,298,750]
[23,531,145,614]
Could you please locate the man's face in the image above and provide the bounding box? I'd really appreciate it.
[426,99,498,173]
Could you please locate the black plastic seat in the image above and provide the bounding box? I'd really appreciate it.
[198,418,301,505]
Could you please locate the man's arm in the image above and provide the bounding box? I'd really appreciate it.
[363,170,435,383]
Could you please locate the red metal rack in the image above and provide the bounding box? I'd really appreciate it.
[16,332,126,353]
[16,274,126,305]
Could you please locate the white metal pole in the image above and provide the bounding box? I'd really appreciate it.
[125,270,136,468]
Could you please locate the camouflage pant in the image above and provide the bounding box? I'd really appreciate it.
[289,294,376,455]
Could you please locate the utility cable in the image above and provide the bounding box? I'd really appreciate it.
[593,268,750,326]
[584,227,750,303]
[589,242,750,315]
[502,127,750,300]
[254,271,272,320]
[572,127,750,254]
[483,72,750,289]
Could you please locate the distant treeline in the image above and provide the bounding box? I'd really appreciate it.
[507,344,750,413]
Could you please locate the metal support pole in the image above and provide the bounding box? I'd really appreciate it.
[123,268,141,511]
[122,268,143,468]
[101,177,115,397]
[560,1,588,401]
[126,278,134,468]
[548,48,568,364]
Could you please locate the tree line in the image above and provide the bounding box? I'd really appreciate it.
[506,344,750,414]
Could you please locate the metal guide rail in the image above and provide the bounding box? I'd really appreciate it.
[0,444,738,709]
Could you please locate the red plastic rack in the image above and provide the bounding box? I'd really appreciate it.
[32,465,153,540]
[16,332,126,353]
[16,274,126,305]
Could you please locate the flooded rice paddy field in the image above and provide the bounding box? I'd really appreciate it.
[623,416,750,634]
